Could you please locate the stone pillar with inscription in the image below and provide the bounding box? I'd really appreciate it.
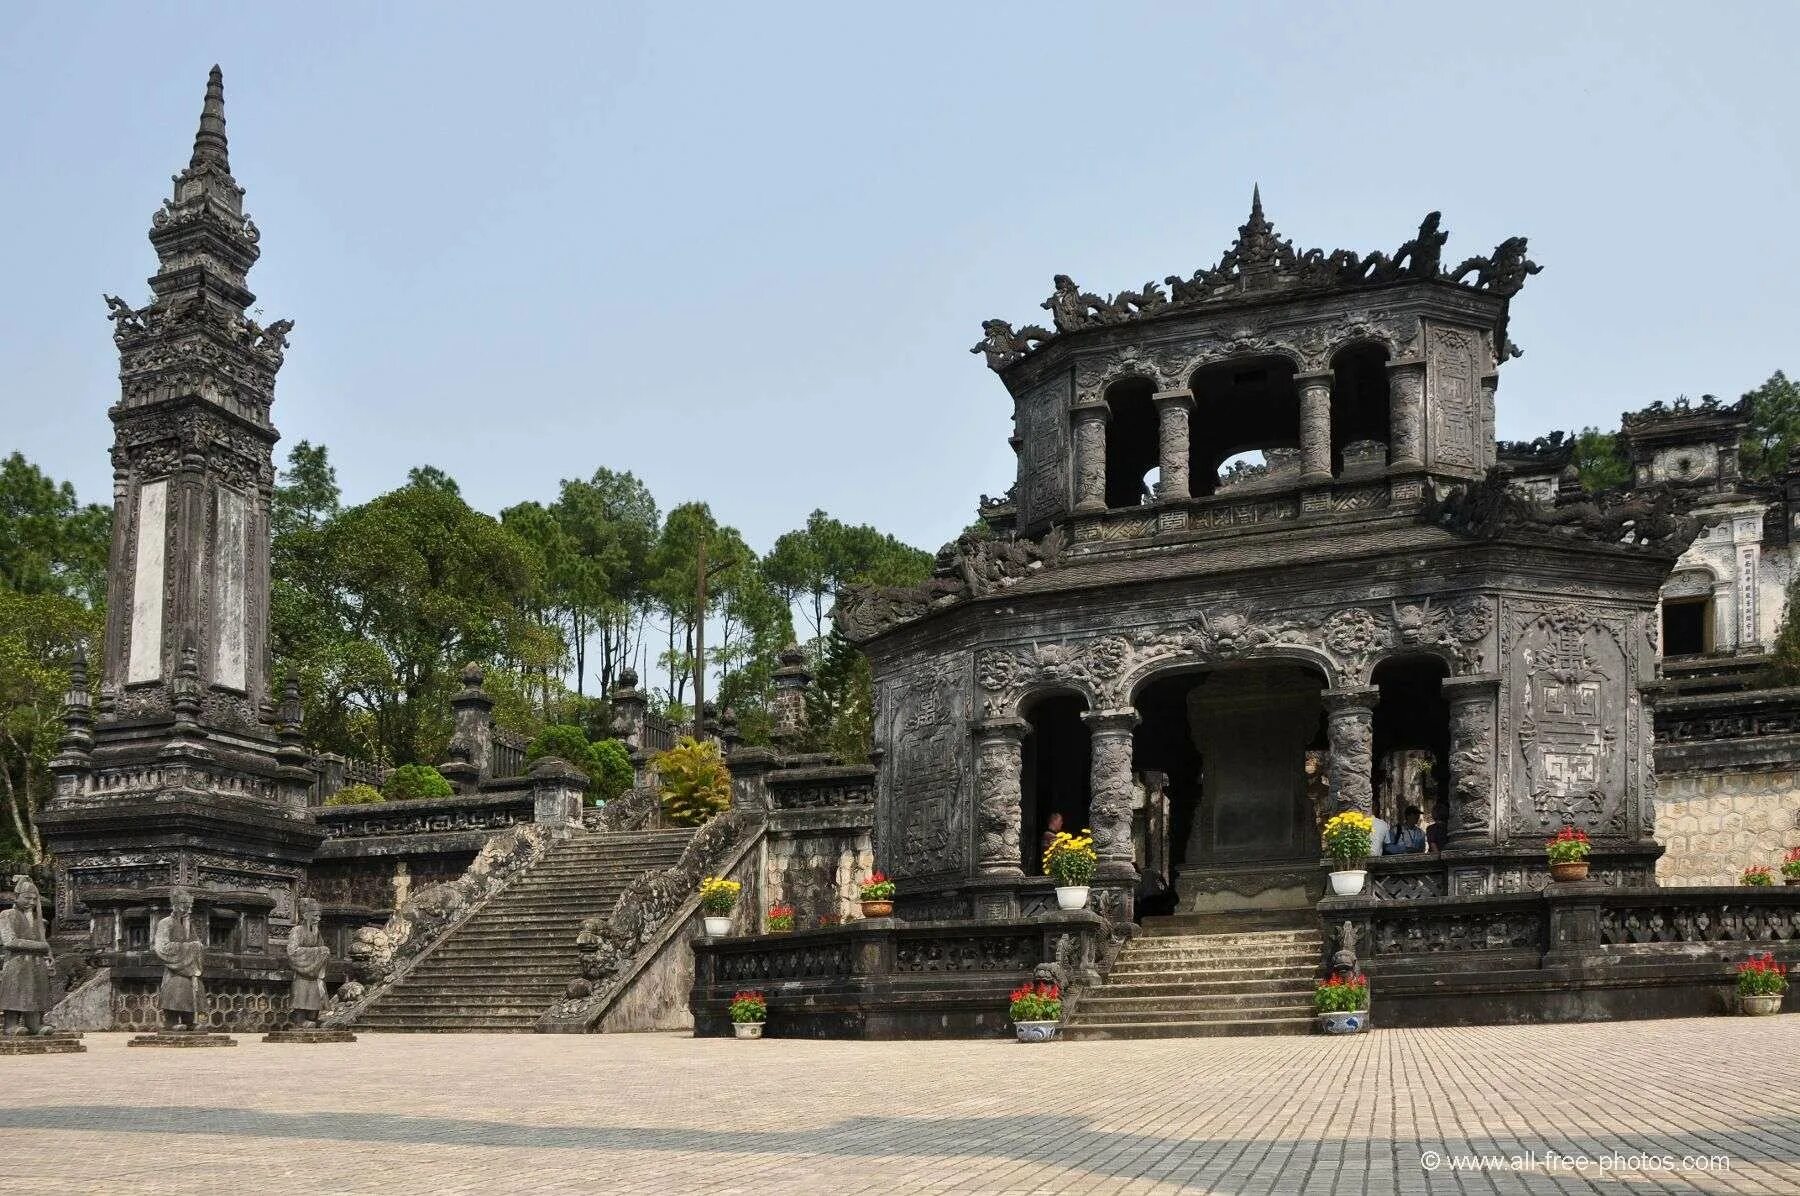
[1441,674,1500,849]
[1387,361,1426,470]
[1323,688,1378,815]
[1297,372,1334,485]
[36,69,325,1028]
[1082,709,1140,882]
[973,718,1028,877]
[1071,401,1110,514]
[1152,390,1194,502]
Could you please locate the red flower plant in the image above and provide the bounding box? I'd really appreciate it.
[1545,826,1592,864]
[1008,982,1062,1022]
[1736,953,1789,997]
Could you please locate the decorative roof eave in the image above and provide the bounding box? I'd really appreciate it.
[972,190,1539,375]
[1619,394,1750,438]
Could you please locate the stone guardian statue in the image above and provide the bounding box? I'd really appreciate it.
[285,898,331,1026]
[153,887,206,1031]
[0,876,53,1036]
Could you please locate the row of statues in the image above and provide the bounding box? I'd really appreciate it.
[1,881,333,1034]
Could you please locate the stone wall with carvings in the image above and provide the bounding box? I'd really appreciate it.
[1655,768,1800,886]
[872,645,973,883]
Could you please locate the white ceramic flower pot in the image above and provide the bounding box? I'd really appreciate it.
[1014,1019,1060,1042]
[1327,870,1367,897]
[1054,885,1090,911]
[703,915,732,937]
[732,1021,764,1039]
[1740,993,1784,1016]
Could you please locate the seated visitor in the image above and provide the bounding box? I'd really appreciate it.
[1040,811,1065,868]
[1387,805,1427,854]
[1426,800,1450,853]
[1369,812,1390,856]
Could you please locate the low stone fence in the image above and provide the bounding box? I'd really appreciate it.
[313,789,537,841]
[688,911,1108,1039]
[1653,686,1800,885]
[1321,883,1800,1026]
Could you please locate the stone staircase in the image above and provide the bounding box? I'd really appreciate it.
[1062,922,1322,1040]
[355,827,694,1032]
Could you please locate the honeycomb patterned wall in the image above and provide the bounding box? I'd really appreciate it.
[112,978,289,1032]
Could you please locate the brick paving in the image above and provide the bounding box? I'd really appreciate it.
[2,1018,1798,1194]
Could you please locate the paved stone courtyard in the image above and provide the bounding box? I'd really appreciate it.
[3,1018,1798,1194]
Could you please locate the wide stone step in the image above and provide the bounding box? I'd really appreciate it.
[1108,960,1319,980]
[1119,941,1319,958]
[357,1019,540,1032]
[1088,973,1316,996]
[1071,998,1313,1024]
[1078,991,1313,1014]
[1062,1016,1314,1040]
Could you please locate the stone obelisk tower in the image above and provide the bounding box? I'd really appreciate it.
[39,69,323,1006]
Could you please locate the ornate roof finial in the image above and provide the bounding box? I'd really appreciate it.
[190,65,230,173]
[1250,183,1265,224]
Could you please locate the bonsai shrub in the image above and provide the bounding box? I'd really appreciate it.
[1545,826,1592,863]
[1742,864,1776,887]
[1321,811,1373,867]
[323,783,383,807]
[1042,829,1097,886]
[1737,953,1789,997]
[1008,982,1062,1023]
[658,737,731,826]
[1784,847,1800,882]
[766,904,795,932]
[382,764,454,801]
[728,990,767,1024]
[698,876,741,915]
[1315,973,1370,1013]
[859,872,895,902]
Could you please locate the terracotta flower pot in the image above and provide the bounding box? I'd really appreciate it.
[860,899,894,918]
[1549,860,1590,883]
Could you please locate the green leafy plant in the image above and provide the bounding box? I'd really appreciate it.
[382,763,454,801]
[1743,865,1775,887]
[1008,982,1062,1022]
[1315,974,1369,1013]
[1042,830,1096,886]
[589,738,634,803]
[859,872,895,902]
[323,783,383,807]
[527,725,635,804]
[1737,953,1788,996]
[657,737,731,826]
[1784,847,1800,882]
[1545,826,1591,864]
[728,990,767,1024]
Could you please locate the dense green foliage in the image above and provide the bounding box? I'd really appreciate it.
[525,723,634,803]
[382,763,455,801]
[657,737,732,826]
[1741,372,1800,482]
[1572,427,1631,492]
[323,783,384,806]
[588,738,634,803]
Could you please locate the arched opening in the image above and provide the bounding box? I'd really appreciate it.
[1189,356,1301,497]
[1103,378,1159,508]
[1020,693,1091,874]
[1329,343,1391,477]
[1132,662,1327,918]
[1370,654,1450,852]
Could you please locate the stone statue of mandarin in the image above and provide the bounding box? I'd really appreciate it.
[153,887,206,1031]
[0,876,54,1036]
[284,898,331,1026]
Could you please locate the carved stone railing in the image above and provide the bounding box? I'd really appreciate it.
[687,912,1108,1038]
[1653,686,1800,772]
[312,790,535,840]
[1595,889,1800,948]
[321,823,553,1027]
[536,807,763,1032]
[1065,475,1406,552]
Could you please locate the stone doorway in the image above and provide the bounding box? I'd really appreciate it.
[1133,664,1327,918]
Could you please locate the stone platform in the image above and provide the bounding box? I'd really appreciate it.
[0,1034,86,1054]
[263,1027,356,1043]
[128,1032,238,1048]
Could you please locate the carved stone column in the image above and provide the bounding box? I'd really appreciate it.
[1387,361,1426,469]
[1071,401,1110,514]
[1442,674,1500,848]
[1296,371,1334,485]
[1323,687,1378,815]
[1152,390,1194,502]
[974,717,1029,876]
[1081,708,1140,881]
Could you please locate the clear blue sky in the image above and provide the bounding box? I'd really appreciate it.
[4,2,1796,558]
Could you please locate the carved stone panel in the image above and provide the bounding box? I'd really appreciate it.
[1427,324,1480,472]
[1502,603,1633,838]
[1016,369,1073,528]
[876,651,972,880]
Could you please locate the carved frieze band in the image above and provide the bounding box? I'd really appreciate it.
[974,596,1493,716]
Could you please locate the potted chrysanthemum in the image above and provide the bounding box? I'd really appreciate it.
[1321,811,1373,897]
[1545,825,1592,882]
[728,990,767,1039]
[698,876,741,937]
[1736,953,1788,1016]
[1042,829,1097,910]
[1315,973,1370,1035]
[859,871,896,918]
[1008,981,1063,1042]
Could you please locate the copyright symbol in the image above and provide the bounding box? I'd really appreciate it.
[1421,1151,1442,1172]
